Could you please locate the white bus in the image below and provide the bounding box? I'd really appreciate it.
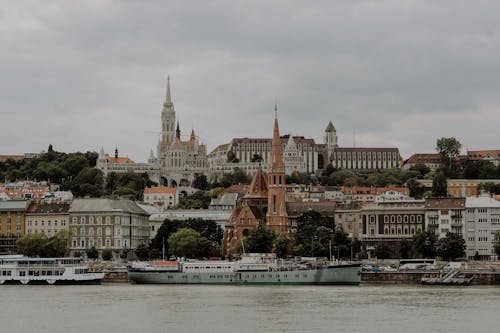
[398,259,437,270]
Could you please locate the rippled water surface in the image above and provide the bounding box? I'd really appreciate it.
[1,284,498,333]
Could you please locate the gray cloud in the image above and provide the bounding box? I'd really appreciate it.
[1,0,500,161]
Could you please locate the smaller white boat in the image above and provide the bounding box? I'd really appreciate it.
[0,255,104,285]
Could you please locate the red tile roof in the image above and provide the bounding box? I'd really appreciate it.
[467,150,500,160]
[0,155,24,163]
[144,187,176,194]
[107,156,135,164]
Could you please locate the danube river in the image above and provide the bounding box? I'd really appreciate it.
[1,284,498,333]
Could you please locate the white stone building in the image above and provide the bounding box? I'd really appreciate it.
[465,194,500,260]
[68,198,150,257]
[96,77,207,187]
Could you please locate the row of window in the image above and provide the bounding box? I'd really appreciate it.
[71,216,117,225]
[71,238,127,248]
[72,227,117,237]
[27,220,66,227]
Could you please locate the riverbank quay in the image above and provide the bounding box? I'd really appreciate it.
[361,271,500,285]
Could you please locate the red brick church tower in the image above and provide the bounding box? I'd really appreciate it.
[266,105,290,234]
[222,106,290,255]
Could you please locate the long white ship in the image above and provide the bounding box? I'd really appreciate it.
[0,255,104,285]
[128,254,361,285]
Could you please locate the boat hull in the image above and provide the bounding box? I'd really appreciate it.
[129,264,361,285]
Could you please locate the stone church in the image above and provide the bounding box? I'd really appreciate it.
[97,77,208,187]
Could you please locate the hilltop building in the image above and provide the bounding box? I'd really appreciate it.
[96,77,207,187]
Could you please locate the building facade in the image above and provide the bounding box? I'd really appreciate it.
[360,200,426,258]
[25,202,70,237]
[464,195,500,260]
[0,200,29,254]
[424,198,465,239]
[330,148,401,171]
[143,187,178,210]
[68,198,150,257]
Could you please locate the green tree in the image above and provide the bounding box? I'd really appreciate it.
[493,231,500,259]
[86,247,99,260]
[399,239,412,259]
[407,178,426,199]
[102,248,113,261]
[16,233,48,257]
[45,229,70,257]
[244,224,276,253]
[412,230,438,258]
[435,233,466,261]
[135,243,150,260]
[432,172,448,197]
[274,233,290,258]
[177,191,212,209]
[192,173,209,190]
[409,163,431,178]
[322,163,336,177]
[374,242,391,259]
[168,228,202,258]
[436,137,462,177]
[478,182,500,195]
[71,167,104,198]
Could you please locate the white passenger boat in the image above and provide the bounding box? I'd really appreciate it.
[0,255,104,285]
[129,253,361,285]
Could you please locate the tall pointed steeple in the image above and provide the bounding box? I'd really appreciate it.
[165,76,173,106]
[269,107,284,171]
[161,75,176,143]
[190,128,196,142]
[266,104,289,234]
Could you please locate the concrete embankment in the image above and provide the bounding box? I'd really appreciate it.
[362,271,500,285]
[104,270,129,283]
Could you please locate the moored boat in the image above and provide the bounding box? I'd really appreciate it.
[0,255,104,285]
[128,253,361,285]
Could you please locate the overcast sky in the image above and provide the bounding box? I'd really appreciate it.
[1,0,499,162]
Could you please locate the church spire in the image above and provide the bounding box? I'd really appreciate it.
[266,105,288,234]
[176,121,181,140]
[165,76,172,106]
[269,108,284,171]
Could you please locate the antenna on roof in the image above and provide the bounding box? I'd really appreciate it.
[353,129,356,148]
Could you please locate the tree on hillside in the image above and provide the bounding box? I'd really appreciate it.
[436,137,462,177]
[407,178,426,199]
[177,191,212,209]
[71,167,104,198]
[432,172,447,197]
[192,173,209,190]
[409,163,431,178]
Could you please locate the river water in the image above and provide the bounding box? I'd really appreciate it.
[1,284,498,333]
